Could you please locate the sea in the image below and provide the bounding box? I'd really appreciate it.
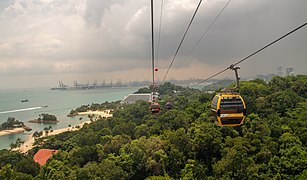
[0,87,139,150]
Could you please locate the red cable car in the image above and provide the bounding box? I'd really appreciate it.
[165,102,173,109]
[150,102,160,113]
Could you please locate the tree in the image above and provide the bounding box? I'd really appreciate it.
[36,159,75,179]
[102,135,132,157]
[14,157,40,177]
[77,160,128,180]
[190,122,222,173]
[0,117,22,130]
[0,164,14,179]
[272,133,307,179]
[68,145,98,167]
[213,137,259,179]
[266,89,302,116]
[32,131,41,139]
[10,138,24,150]
[0,150,39,179]
[13,76,307,179]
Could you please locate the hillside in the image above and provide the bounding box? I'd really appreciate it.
[1,75,307,179]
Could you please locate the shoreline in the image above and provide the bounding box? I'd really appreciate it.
[15,110,113,153]
[16,120,92,153]
[78,110,113,118]
[28,120,59,124]
[0,128,25,137]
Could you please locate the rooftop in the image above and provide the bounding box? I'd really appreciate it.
[33,149,58,166]
[121,93,151,104]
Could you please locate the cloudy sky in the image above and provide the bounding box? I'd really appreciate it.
[0,0,306,88]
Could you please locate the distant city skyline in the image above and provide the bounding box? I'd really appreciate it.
[0,0,306,89]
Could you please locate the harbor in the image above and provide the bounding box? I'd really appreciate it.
[50,80,128,90]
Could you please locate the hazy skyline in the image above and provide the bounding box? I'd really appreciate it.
[0,0,306,89]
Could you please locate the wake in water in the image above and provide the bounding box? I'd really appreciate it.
[0,107,43,115]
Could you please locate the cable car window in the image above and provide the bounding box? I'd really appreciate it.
[211,96,219,109]
[220,97,244,113]
[151,104,160,109]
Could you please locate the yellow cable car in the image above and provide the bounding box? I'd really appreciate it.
[211,93,246,126]
[210,65,247,126]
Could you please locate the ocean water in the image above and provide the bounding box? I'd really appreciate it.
[0,87,139,150]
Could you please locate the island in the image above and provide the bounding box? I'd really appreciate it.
[28,113,59,124]
[0,117,32,136]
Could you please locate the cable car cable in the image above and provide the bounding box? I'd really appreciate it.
[186,0,232,59]
[151,0,155,86]
[193,21,307,87]
[160,0,203,85]
[175,0,231,76]
[156,0,164,70]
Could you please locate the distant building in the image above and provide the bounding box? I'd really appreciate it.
[286,67,294,76]
[277,65,284,76]
[256,74,275,81]
[33,149,58,166]
[121,94,151,104]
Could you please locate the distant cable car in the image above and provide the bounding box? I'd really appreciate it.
[150,102,160,113]
[151,92,158,102]
[165,102,173,109]
[211,93,246,126]
[211,65,247,126]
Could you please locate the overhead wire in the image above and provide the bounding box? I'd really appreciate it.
[151,0,155,86]
[175,0,231,80]
[192,22,307,87]
[160,0,203,85]
[155,0,164,72]
[186,0,231,58]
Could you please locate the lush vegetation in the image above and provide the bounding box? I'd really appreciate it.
[0,149,40,179]
[1,76,307,179]
[202,79,235,91]
[29,114,58,124]
[68,102,118,116]
[0,117,24,131]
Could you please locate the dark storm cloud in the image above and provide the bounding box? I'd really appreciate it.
[0,0,306,88]
[158,0,307,67]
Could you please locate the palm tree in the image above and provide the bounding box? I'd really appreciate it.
[32,131,40,139]
[43,127,49,136]
[10,138,24,150]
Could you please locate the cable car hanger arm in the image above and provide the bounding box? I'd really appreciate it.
[193,22,307,87]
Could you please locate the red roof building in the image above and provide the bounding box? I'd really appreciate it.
[33,149,58,166]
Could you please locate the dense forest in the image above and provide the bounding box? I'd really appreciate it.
[1,75,307,179]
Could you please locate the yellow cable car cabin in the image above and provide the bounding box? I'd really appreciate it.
[211,93,246,126]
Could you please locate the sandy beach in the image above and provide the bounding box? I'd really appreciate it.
[0,128,25,137]
[17,120,92,153]
[78,110,113,118]
[16,110,113,153]
[47,120,91,136]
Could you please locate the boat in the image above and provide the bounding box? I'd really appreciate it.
[21,99,29,102]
